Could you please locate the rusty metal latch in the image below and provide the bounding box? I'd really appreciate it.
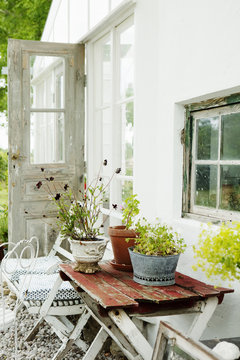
[10,149,26,161]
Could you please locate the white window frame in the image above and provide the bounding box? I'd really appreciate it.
[183,99,240,222]
[86,10,135,224]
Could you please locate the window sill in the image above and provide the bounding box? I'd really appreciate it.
[182,212,227,225]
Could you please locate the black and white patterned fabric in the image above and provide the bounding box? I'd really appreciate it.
[19,273,82,305]
[4,256,60,282]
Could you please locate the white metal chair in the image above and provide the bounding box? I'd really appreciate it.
[0,237,40,358]
[0,234,87,360]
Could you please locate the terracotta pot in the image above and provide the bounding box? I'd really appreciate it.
[108,226,136,266]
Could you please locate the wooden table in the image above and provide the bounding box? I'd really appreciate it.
[59,262,233,360]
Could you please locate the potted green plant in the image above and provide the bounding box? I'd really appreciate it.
[193,222,240,282]
[36,160,121,273]
[128,219,186,285]
[108,194,140,270]
[0,206,8,261]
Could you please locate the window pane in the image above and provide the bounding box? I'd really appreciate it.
[120,25,134,99]
[196,117,219,160]
[30,56,64,109]
[122,180,133,202]
[30,112,65,164]
[102,39,111,104]
[111,0,123,9]
[195,165,217,207]
[102,108,112,168]
[220,165,240,211]
[121,102,134,176]
[221,112,240,160]
[89,0,109,28]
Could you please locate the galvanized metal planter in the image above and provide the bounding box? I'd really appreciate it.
[128,247,180,286]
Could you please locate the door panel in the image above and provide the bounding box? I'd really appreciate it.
[8,39,85,255]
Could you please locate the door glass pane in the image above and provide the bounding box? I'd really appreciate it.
[30,56,64,109]
[30,112,65,164]
[220,165,240,211]
[196,117,219,160]
[221,112,240,160]
[102,39,111,104]
[195,165,217,207]
[120,25,134,99]
[121,102,134,176]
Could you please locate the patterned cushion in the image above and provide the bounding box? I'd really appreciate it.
[2,256,60,282]
[19,273,81,304]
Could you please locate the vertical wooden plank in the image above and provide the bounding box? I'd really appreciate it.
[8,39,22,245]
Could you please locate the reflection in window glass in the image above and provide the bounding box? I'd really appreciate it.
[121,102,134,176]
[196,117,219,160]
[102,108,112,169]
[122,180,133,202]
[220,165,240,211]
[120,25,134,99]
[56,74,64,108]
[221,113,240,160]
[195,165,217,208]
[102,39,111,104]
[30,112,65,164]
[30,55,64,109]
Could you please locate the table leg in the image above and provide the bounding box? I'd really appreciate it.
[52,308,90,360]
[109,309,153,360]
[80,293,141,360]
[82,327,109,360]
[187,297,218,340]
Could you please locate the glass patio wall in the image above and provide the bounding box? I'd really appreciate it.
[49,0,125,43]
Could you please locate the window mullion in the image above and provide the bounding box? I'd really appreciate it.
[190,117,197,212]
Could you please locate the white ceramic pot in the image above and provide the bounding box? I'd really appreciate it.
[68,238,108,273]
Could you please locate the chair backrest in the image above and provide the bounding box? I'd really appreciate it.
[48,233,74,261]
[0,237,40,334]
[1,236,39,279]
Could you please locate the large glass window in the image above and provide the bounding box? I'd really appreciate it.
[189,104,240,219]
[91,16,134,216]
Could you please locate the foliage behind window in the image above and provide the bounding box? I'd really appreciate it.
[0,0,52,115]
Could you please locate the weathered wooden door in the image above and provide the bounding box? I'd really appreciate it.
[8,39,85,255]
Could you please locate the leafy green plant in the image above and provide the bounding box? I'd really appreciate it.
[122,194,140,229]
[131,219,186,256]
[193,222,240,281]
[0,205,8,243]
[36,161,121,241]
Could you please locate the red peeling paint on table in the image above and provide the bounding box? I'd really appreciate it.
[59,262,233,311]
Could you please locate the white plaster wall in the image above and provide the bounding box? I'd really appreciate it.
[41,0,240,340]
[134,0,240,340]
